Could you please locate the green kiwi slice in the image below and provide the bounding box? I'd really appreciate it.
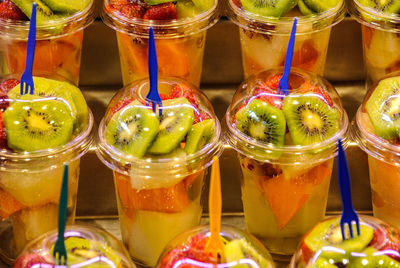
[177,0,202,18]
[192,0,214,12]
[365,77,400,140]
[147,98,194,155]
[184,119,214,155]
[8,77,89,133]
[105,101,159,158]
[236,98,286,146]
[225,239,272,268]
[3,95,74,151]
[41,0,90,14]
[304,218,374,263]
[283,95,339,146]
[241,0,298,18]
[347,247,400,267]
[10,0,62,22]
[312,257,337,267]
[298,0,314,15]
[300,0,341,14]
[358,0,400,14]
[225,240,247,268]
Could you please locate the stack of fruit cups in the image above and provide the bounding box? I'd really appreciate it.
[0,0,95,86]
[101,0,219,87]
[224,67,349,259]
[96,77,222,266]
[349,0,400,88]
[289,215,400,267]
[157,225,275,268]
[227,0,346,78]
[352,74,400,231]
[14,225,135,267]
[0,75,94,263]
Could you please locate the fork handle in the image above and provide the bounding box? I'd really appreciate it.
[25,3,36,74]
[338,140,356,212]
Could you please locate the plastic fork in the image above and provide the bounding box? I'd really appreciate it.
[278,17,297,96]
[146,26,162,116]
[20,2,37,96]
[204,156,225,262]
[337,139,360,240]
[53,163,69,265]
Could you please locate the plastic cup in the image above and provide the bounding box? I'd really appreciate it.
[96,77,222,266]
[0,1,96,86]
[289,215,400,267]
[0,75,94,263]
[14,225,135,267]
[224,68,349,259]
[349,0,400,88]
[101,0,219,87]
[157,225,275,268]
[227,1,345,78]
[352,73,400,230]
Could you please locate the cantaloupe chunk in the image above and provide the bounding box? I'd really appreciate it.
[0,188,25,219]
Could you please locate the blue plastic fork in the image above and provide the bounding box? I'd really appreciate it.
[53,163,69,265]
[146,26,162,116]
[20,2,37,96]
[337,139,360,240]
[278,17,297,96]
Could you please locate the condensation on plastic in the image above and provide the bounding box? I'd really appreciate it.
[156,225,275,268]
[14,225,135,268]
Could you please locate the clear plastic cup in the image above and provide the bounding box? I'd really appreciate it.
[227,1,345,78]
[349,0,400,88]
[0,1,96,86]
[352,73,400,230]
[101,0,219,87]
[0,75,94,263]
[14,225,135,267]
[225,67,349,259]
[96,77,222,266]
[289,215,400,267]
[157,225,275,268]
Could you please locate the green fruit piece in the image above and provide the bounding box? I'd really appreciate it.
[302,0,341,14]
[4,95,74,151]
[304,218,374,263]
[42,0,90,13]
[310,257,337,268]
[147,98,194,155]
[241,0,298,18]
[8,77,88,133]
[184,119,214,154]
[238,239,273,268]
[236,99,286,146]
[176,0,201,18]
[225,240,247,268]
[358,0,400,14]
[347,247,400,267]
[144,0,174,5]
[283,95,339,146]
[298,0,314,15]
[192,0,214,12]
[105,101,159,158]
[365,77,400,140]
[10,0,63,27]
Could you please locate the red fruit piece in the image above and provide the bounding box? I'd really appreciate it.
[193,111,210,124]
[143,3,177,20]
[370,226,400,262]
[169,84,199,108]
[0,111,7,149]
[0,78,19,96]
[253,74,289,109]
[106,0,147,19]
[0,0,28,20]
[160,93,170,100]
[14,253,48,268]
[107,98,135,122]
[298,82,333,107]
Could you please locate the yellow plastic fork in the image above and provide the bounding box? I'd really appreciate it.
[205,156,225,262]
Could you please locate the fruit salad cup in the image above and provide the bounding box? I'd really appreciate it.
[102,0,219,87]
[97,77,222,266]
[0,0,95,86]
[157,225,276,268]
[290,215,400,267]
[0,76,94,263]
[225,68,349,259]
[227,0,346,78]
[349,0,400,88]
[353,74,400,230]
[14,225,135,267]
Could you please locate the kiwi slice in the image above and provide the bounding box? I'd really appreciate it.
[184,119,214,155]
[225,240,247,268]
[8,77,89,133]
[298,0,314,15]
[347,247,400,267]
[192,0,214,12]
[3,95,74,151]
[300,0,341,14]
[304,218,374,263]
[177,0,202,18]
[147,98,194,155]
[105,101,159,158]
[358,0,400,14]
[41,0,90,13]
[311,257,337,267]
[236,98,286,146]
[241,0,298,18]
[365,77,400,140]
[283,95,339,146]
[10,0,62,23]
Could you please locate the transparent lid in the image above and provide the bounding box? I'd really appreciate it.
[225,67,348,164]
[14,225,135,268]
[97,77,222,176]
[157,225,275,268]
[290,215,400,268]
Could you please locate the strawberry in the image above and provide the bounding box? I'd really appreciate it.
[0,111,7,149]
[107,98,135,122]
[106,0,147,19]
[298,82,333,107]
[193,111,210,124]
[14,254,47,268]
[169,84,198,108]
[0,78,19,96]
[143,3,177,20]
[0,0,28,20]
[160,93,170,100]
[370,226,400,261]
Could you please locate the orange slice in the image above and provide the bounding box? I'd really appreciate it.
[0,188,25,219]
[119,33,148,76]
[291,40,319,71]
[156,40,190,78]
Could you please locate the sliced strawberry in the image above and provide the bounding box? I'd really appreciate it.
[0,78,19,96]
[106,0,147,19]
[169,84,199,108]
[107,98,135,122]
[0,0,28,20]
[14,253,48,268]
[370,226,400,261]
[193,111,210,124]
[0,111,7,149]
[143,3,177,20]
[298,82,333,107]
[160,93,170,100]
